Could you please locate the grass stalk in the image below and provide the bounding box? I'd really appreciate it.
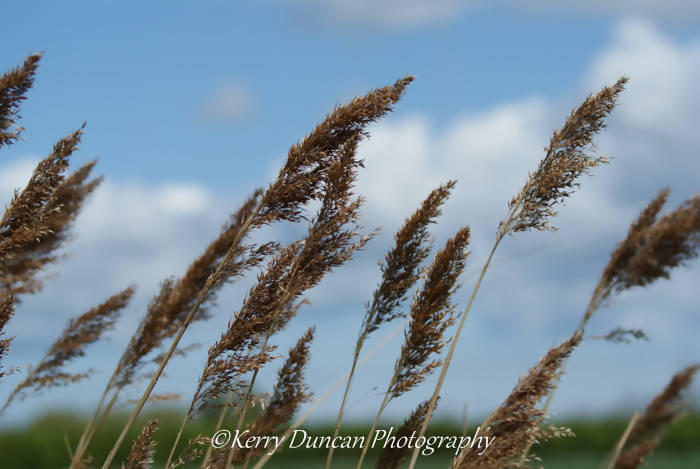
[101,206,260,469]
[252,319,406,469]
[406,239,501,469]
[324,337,363,469]
[201,390,236,466]
[606,412,639,469]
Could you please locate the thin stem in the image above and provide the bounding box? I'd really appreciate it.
[606,412,639,469]
[101,206,260,469]
[0,381,22,415]
[70,380,120,469]
[252,320,406,469]
[355,348,403,469]
[224,206,332,469]
[325,338,363,469]
[355,393,390,469]
[407,238,501,469]
[224,333,273,469]
[165,398,197,469]
[201,391,235,466]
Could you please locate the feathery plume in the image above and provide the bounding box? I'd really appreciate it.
[122,420,159,469]
[454,333,582,468]
[375,400,433,469]
[364,181,456,336]
[390,227,470,397]
[408,80,626,469]
[0,296,15,382]
[612,364,699,469]
[168,436,209,469]
[0,53,40,148]
[114,190,269,390]
[326,182,454,469]
[69,191,272,469]
[500,78,627,237]
[222,328,314,466]
[357,228,469,469]
[103,77,412,469]
[166,135,370,469]
[252,77,413,228]
[1,158,102,299]
[628,364,699,442]
[0,287,134,413]
[194,137,369,415]
[0,126,92,300]
[582,189,700,328]
[614,438,660,469]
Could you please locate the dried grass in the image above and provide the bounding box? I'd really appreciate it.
[0,53,40,148]
[123,420,159,469]
[2,53,699,469]
[0,287,134,414]
[612,364,699,469]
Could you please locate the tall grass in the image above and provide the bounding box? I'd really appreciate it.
[1,53,699,469]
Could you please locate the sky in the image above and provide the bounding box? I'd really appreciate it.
[1,1,699,430]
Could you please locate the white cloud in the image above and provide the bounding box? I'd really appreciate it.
[282,0,700,29]
[584,19,700,146]
[513,1,700,21]
[197,81,255,124]
[288,0,467,28]
[2,20,699,423]
[0,157,36,202]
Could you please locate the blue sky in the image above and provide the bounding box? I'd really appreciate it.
[1,1,699,430]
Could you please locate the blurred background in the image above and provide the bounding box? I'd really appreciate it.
[1,1,698,467]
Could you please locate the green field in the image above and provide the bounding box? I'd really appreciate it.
[1,411,698,468]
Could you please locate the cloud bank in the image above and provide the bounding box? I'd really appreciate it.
[1,20,698,424]
[282,0,700,28]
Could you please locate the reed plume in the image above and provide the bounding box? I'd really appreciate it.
[500,77,628,236]
[356,227,470,469]
[407,78,627,469]
[168,135,370,469]
[0,287,134,414]
[211,328,314,467]
[251,77,414,229]
[390,227,470,397]
[581,188,700,329]
[326,181,455,469]
[522,187,700,462]
[122,420,159,469]
[613,439,660,469]
[0,295,15,383]
[375,399,433,469]
[453,333,581,468]
[611,364,699,469]
[70,190,270,468]
[363,182,456,336]
[102,77,412,469]
[1,125,100,300]
[114,189,269,390]
[0,53,40,149]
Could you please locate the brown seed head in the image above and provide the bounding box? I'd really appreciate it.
[122,419,159,469]
[501,78,627,237]
[0,295,15,382]
[0,53,41,148]
[363,181,456,337]
[456,333,582,468]
[375,399,434,469]
[390,227,470,398]
[583,189,700,327]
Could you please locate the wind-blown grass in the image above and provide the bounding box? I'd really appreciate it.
[0,53,698,469]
